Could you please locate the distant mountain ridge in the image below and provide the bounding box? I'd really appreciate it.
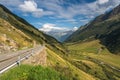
[65,4,120,54]
[43,30,75,42]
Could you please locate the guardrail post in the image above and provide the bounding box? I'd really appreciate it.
[17,56,20,66]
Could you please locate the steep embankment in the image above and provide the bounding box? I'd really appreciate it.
[24,46,96,80]
[65,4,120,54]
[45,48,96,80]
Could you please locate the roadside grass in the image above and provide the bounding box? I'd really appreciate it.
[0,65,67,80]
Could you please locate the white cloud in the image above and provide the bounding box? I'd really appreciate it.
[19,1,40,12]
[73,27,78,31]
[98,0,109,4]
[39,23,69,32]
[19,1,43,13]
[18,0,54,17]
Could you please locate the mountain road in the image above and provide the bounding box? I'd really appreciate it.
[0,45,44,74]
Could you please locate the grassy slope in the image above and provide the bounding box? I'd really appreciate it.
[46,48,95,80]
[67,40,110,54]
[66,40,120,80]
[67,40,120,68]
[0,18,33,48]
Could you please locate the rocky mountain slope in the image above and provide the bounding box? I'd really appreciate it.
[0,4,65,54]
[65,4,120,54]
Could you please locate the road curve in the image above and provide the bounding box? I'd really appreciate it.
[0,45,44,74]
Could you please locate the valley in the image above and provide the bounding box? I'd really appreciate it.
[65,40,120,80]
[0,1,120,80]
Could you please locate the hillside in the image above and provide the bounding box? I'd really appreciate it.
[65,4,120,54]
[65,40,120,80]
[0,4,65,54]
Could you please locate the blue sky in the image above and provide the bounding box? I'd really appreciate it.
[0,0,120,32]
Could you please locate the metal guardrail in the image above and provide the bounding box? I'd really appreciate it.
[0,46,44,74]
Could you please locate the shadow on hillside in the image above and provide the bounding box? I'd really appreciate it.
[98,28,120,54]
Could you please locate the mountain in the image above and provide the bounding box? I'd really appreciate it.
[0,4,65,54]
[39,26,78,42]
[65,4,120,54]
[42,30,75,42]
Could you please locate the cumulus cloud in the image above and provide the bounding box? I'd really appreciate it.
[19,1,43,12]
[18,0,54,17]
[39,23,70,32]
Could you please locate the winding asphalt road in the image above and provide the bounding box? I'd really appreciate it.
[0,45,44,74]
